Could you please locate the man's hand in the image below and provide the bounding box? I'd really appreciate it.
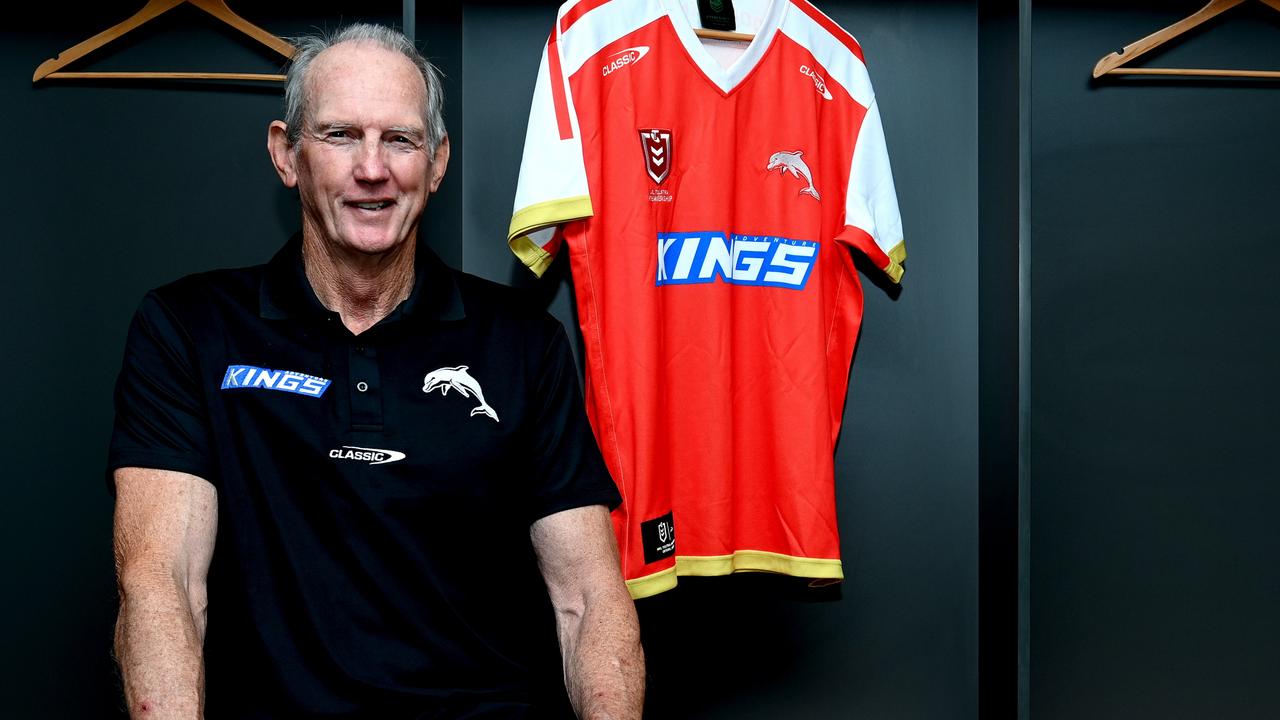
[531,505,644,720]
[114,468,217,719]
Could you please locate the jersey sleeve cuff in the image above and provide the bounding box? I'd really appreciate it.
[508,196,593,277]
[884,241,907,283]
[837,225,907,284]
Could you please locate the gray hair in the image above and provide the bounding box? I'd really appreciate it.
[282,23,446,152]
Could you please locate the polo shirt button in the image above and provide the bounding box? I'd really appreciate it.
[356,381,369,392]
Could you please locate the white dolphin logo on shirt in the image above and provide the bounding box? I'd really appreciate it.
[422,366,499,423]
[766,150,821,201]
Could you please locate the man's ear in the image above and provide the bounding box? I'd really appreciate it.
[267,120,298,188]
[428,134,450,193]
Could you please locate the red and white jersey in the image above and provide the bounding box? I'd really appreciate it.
[509,0,905,599]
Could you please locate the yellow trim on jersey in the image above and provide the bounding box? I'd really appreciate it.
[508,195,593,243]
[507,196,594,277]
[507,196,594,243]
[624,551,844,599]
[626,566,678,599]
[884,240,907,284]
[509,235,556,278]
[677,551,844,579]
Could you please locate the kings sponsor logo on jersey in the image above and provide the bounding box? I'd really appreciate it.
[221,365,330,397]
[656,232,819,290]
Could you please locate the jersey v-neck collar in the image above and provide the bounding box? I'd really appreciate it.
[659,0,788,95]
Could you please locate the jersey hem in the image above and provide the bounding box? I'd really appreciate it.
[626,566,678,599]
[625,551,844,599]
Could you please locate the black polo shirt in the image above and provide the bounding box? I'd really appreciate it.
[109,235,619,718]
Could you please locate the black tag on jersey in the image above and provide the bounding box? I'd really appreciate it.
[641,511,676,564]
[697,0,737,32]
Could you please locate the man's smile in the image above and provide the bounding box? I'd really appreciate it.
[346,199,396,212]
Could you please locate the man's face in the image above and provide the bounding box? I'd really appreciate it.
[277,42,447,257]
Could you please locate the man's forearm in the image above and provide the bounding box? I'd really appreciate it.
[115,569,205,719]
[560,595,645,720]
[532,505,645,719]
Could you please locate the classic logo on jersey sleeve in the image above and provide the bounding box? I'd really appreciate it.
[422,366,499,422]
[221,365,331,397]
[766,150,821,200]
[656,232,819,289]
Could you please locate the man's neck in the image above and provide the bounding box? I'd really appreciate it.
[301,234,416,336]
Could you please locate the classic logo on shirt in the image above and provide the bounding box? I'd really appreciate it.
[799,64,834,100]
[221,365,330,397]
[329,446,406,465]
[656,232,819,290]
[602,46,650,76]
[766,150,821,201]
[639,128,672,185]
[422,366,499,422]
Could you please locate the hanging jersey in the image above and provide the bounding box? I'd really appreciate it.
[509,0,905,599]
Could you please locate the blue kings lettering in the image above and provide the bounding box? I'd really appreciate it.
[221,365,331,397]
[656,232,819,289]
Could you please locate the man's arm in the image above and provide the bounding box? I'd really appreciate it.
[113,467,217,719]
[531,505,644,720]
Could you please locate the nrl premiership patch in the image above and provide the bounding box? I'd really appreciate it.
[641,511,676,564]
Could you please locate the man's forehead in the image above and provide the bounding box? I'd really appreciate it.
[307,41,425,111]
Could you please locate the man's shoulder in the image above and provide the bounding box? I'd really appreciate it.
[451,268,560,335]
[142,263,265,325]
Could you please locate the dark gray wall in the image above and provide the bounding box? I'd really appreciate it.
[3,2,982,718]
[1030,3,1280,718]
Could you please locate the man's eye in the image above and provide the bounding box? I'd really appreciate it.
[328,130,348,139]
[392,135,413,145]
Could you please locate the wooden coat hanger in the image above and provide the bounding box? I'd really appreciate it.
[33,0,296,83]
[1093,0,1280,79]
[695,28,755,42]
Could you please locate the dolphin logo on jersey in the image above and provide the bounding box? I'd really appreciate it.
[766,150,821,201]
[422,366,499,422]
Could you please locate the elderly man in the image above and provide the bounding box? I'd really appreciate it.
[109,23,643,719]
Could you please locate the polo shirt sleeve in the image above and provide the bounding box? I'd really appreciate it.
[108,291,214,484]
[523,321,620,523]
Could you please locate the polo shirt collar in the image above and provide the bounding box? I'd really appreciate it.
[260,234,465,324]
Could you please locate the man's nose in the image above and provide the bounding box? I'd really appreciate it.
[353,139,391,183]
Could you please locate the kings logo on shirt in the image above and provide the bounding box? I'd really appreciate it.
[221,365,331,397]
[656,232,819,290]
